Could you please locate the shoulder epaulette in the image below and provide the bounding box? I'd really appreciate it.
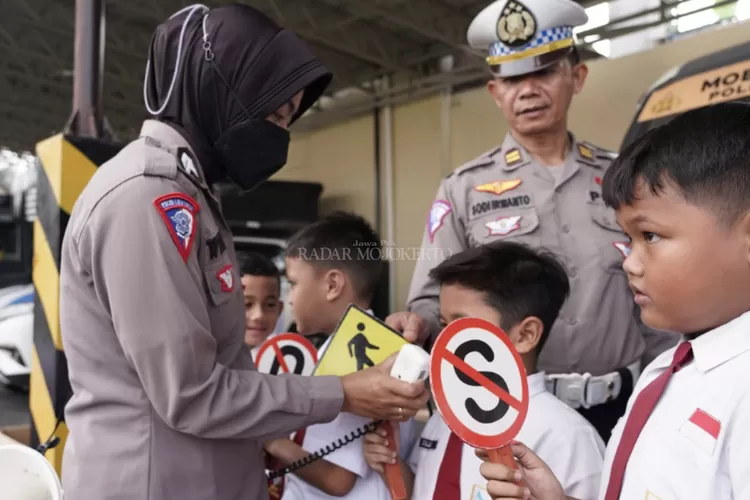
[451,146,502,178]
[596,150,618,161]
[581,141,617,158]
[578,140,617,166]
[142,137,179,180]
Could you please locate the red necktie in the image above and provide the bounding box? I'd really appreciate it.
[604,342,693,500]
[433,431,463,500]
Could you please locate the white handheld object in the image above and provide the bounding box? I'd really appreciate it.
[390,344,430,383]
[0,444,63,500]
[384,343,429,500]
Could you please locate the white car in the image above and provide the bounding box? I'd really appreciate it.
[0,284,34,391]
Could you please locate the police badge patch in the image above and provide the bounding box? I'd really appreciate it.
[485,215,522,236]
[497,1,536,48]
[154,193,200,262]
[428,200,452,242]
[216,264,234,292]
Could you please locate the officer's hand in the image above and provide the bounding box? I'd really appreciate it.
[476,442,566,500]
[385,311,428,345]
[340,353,428,421]
[363,422,400,474]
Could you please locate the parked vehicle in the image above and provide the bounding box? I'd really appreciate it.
[621,40,750,150]
[0,284,34,390]
[0,175,35,391]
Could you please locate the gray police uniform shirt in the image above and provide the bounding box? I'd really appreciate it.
[59,120,344,500]
[408,132,678,376]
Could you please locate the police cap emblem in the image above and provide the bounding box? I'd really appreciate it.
[497,0,537,48]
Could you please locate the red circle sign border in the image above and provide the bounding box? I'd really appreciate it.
[255,333,319,375]
[430,317,530,450]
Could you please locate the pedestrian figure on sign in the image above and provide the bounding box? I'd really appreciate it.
[348,322,380,371]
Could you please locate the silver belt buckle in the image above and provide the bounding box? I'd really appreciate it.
[546,371,626,409]
[584,374,620,408]
[546,373,591,409]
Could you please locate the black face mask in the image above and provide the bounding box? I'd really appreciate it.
[213,118,290,191]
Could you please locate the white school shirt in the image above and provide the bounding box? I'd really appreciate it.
[408,372,605,500]
[599,311,750,500]
[283,311,420,500]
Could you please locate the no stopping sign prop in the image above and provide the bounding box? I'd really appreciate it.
[255,333,318,376]
[430,317,529,450]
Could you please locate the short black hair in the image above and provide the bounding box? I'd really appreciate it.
[237,251,281,289]
[603,102,750,224]
[429,241,569,352]
[285,211,383,302]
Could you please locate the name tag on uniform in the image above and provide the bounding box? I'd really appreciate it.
[419,438,438,450]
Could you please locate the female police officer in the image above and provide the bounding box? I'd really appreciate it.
[59,4,427,499]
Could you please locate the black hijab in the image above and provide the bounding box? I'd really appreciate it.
[143,3,332,187]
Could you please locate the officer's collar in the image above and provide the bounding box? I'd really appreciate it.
[500,131,594,171]
[140,120,210,190]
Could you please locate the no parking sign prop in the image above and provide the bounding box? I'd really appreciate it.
[430,317,529,474]
[255,333,318,376]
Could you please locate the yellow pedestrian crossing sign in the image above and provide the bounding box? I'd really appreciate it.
[314,304,408,377]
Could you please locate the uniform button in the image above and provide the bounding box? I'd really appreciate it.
[569,266,577,277]
[562,224,570,233]
[568,317,578,326]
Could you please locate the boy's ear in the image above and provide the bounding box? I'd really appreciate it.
[512,316,544,355]
[324,269,346,302]
[740,211,750,265]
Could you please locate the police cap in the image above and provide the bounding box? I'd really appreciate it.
[467,0,588,78]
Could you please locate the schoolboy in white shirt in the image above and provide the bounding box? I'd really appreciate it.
[235,251,284,359]
[476,102,750,500]
[263,211,418,500]
[364,241,605,499]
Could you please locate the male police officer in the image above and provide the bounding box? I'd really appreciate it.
[393,0,678,441]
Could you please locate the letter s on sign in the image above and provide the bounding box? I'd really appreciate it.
[453,340,510,424]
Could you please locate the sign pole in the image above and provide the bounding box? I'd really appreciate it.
[487,446,525,487]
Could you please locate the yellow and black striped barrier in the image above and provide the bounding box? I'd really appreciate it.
[30,134,121,474]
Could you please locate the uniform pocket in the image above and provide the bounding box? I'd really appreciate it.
[590,206,629,274]
[202,253,246,350]
[468,208,541,247]
[203,255,237,306]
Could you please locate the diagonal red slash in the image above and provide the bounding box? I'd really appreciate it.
[442,350,523,412]
[272,343,291,374]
